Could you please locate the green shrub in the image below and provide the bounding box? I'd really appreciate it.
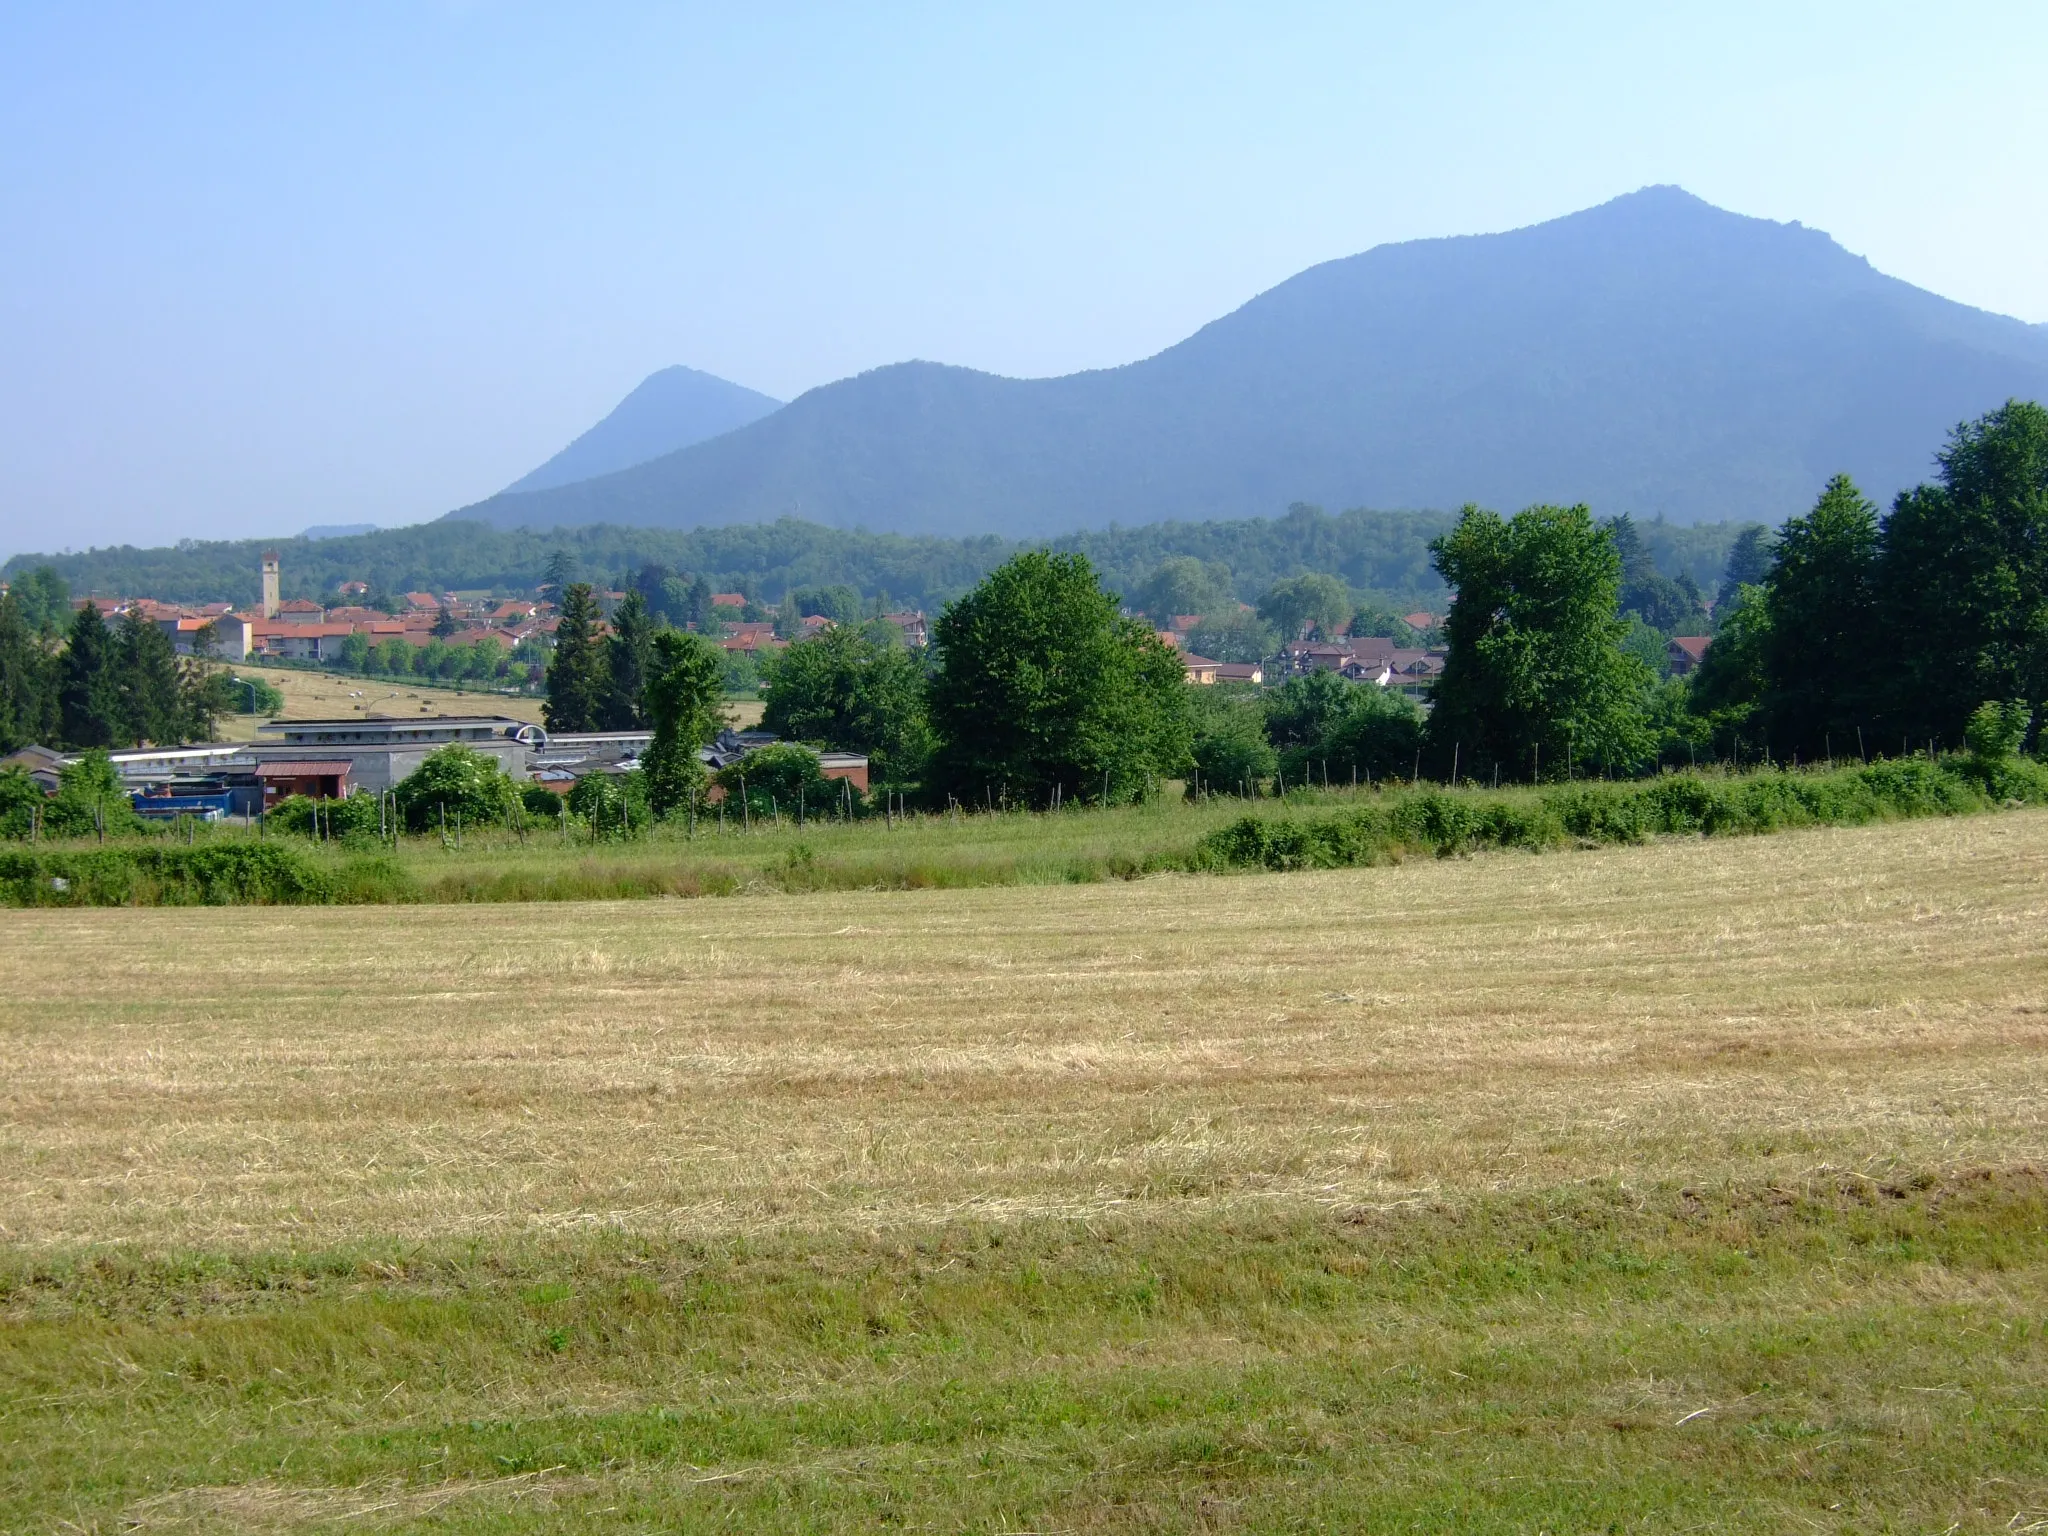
[39,751,147,839]
[0,843,336,906]
[715,744,832,821]
[1965,699,2032,761]
[1186,685,1275,797]
[229,673,286,715]
[328,855,423,903]
[268,793,384,840]
[0,767,44,839]
[566,770,649,837]
[1198,758,2037,873]
[393,745,520,833]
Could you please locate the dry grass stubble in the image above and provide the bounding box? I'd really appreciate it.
[5,812,2047,1253]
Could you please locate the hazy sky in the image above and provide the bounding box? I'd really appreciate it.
[3,1,2045,559]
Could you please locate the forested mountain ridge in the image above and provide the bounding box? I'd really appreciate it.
[501,366,784,495]
[451,187,2048,536]
[1,507,1745,613]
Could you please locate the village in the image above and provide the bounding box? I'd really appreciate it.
[7,546,1720,826]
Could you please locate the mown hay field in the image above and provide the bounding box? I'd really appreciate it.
[209,666,763,739]
[4,813,2048,1531]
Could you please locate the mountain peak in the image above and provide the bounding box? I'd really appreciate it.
[501,366,782,497]
[455,192,2048,537]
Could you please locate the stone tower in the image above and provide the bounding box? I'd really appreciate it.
[260,551,280,619]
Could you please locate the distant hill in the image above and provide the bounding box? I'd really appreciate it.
[1,509,1747,615]
[454,188,2048,535]
[500,366,783,495]
[301,523,378,540]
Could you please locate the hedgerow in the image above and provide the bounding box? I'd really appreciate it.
[1198,757,2046,871]
[0,843,419,906]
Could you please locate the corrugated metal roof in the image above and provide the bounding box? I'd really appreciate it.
[254,760,354,776]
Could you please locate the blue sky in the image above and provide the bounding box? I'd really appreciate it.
[3,1,2045,557]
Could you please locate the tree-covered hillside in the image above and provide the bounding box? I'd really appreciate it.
[2,507,1749,612]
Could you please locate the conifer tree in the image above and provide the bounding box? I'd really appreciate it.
[542,582,609,733]
[112,607,186,746]
[0,591,58,752]
[59,602,116,749]
[601,590,656,729]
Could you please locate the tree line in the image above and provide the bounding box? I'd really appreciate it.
[1,595,235,754]
[3,503,1752,619]
[1422,400,2048,780]
[542,399,2046,810]
[540,552,1197,813]
[1689,401,2048,761]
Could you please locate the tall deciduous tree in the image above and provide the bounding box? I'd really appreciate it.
[1876,400,2048,746]
[1185,684,1276,795]
[762,622,931,789]
[927,551,1191,807]
[1758,474,1880,758]
[1133,557,1233,622]
[640,629,725,816]
[8,567,71,636]
[542,582,609,733]
[1255,573,1350,642]
[1425,504,1651,779]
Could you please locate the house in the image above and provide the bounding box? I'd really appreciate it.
[1668,635,1712,675]
[251,622,357,662]
[336,580,369,598]
[1212,662,1264,685]
[275,598,326,624]
[1183,654,1223,684]
[797,613,834,636]
[125,598,189,622]
[0,744,65,793]
[1390,651,1447,694]
[1283,643,1359,675]
[1344,636,1402,670]
[255,760,354,804]
[1155,629,1186,651]
[156,614,252,660]
[710,592,747,610]
[719,622,784,656]
[489,600,538,624]
[881,611,929,648]
[1402,612,1441,633]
